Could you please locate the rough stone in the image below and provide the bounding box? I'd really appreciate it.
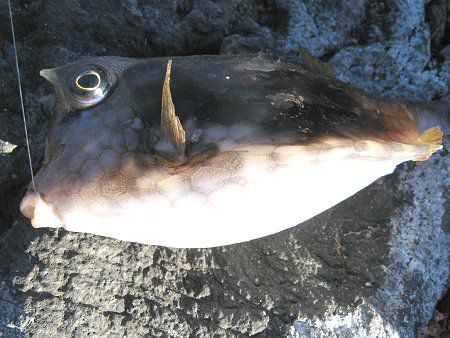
[329,0,449,100]
[0,0,448,336]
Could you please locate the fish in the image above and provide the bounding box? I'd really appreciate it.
[19,54,448,248]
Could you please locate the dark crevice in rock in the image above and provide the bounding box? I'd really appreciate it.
[351,0,392,46]
[254,0,289,35]
[425,0,450,60]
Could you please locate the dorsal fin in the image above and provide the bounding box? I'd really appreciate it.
[159,59,186,163]
[298,47,335,78]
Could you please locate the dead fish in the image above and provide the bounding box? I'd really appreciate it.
[19,54,448,248]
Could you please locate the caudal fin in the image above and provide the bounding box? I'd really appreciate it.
[408,95,449,135]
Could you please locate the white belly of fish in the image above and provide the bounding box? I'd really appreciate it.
[49,138,430,248]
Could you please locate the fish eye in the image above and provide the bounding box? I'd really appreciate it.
[76,71,101,91]
[68,65,115,107]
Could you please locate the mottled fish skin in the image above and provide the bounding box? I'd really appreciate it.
[20,54,446,248]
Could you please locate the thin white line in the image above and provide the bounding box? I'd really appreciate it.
[7,0,36,191]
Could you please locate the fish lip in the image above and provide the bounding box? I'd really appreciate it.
[20,191,64,229]
[20,191,39,220]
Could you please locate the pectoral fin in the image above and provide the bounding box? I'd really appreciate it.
[158,59,186,164]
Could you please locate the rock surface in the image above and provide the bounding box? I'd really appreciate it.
[0,0,449,336]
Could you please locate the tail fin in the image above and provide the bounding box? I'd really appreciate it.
[407,95,449,135]
[369,96,445,161]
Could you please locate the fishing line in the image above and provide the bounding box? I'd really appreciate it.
[7,0,36,191]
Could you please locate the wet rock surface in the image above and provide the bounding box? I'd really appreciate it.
[0,0,449,336]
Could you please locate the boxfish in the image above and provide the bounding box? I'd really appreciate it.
[20,54,448,248]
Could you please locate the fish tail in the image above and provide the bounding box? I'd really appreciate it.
[376,96,446,161]
[407,96,449,135]
[399,96,448,161]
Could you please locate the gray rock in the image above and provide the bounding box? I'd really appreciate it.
[0,0,448,336]
[284,0,366,57]
[329,2,449,100]
[0,281,27,337]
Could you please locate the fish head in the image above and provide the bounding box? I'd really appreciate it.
[20,57,168,230]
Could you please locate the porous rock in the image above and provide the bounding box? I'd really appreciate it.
[0,0,448,336]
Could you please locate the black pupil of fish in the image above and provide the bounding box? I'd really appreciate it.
[77,73,100,90]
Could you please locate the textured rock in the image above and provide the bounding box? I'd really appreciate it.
[329,1,449,100]
[0,0,449,336]
[284,0,366,57]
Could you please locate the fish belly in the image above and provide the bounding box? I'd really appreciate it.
[57,138,429,248]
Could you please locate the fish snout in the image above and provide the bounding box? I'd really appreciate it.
[20,191,38,219]
[20,191,63,229]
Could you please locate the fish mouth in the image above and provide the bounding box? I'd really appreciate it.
[20,191,64,229]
